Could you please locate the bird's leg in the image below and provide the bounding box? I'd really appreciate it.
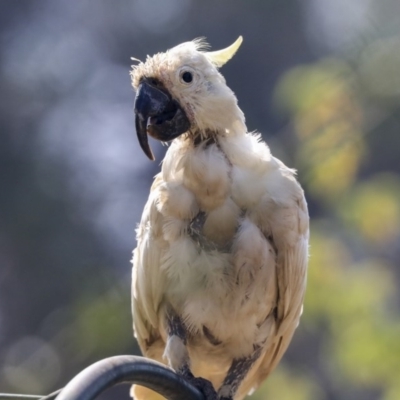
[217,346,262,400]
[165,311,218,400]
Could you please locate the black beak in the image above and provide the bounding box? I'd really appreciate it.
[134,80,191,160]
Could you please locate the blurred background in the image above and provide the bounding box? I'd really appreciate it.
[1,0,400,399]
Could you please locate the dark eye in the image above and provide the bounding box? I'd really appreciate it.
[181,71,193,83]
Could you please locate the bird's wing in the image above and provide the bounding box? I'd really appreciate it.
[252,159,309,387]
[132,174,167,355]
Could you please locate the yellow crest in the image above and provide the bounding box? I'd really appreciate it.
[206,36,243,67]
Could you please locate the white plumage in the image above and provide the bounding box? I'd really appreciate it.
[131,37,309,400]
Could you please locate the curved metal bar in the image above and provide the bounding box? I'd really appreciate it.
[55,355,205,400]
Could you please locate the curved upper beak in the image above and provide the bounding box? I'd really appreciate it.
[134,80,191,160]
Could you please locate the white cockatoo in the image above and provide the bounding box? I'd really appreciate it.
[130,37,309,400]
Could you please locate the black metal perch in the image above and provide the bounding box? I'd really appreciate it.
[0,356,205,400]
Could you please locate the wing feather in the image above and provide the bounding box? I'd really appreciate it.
[132,174,167,354]
[248,163,309,392]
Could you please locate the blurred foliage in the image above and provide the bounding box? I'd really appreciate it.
[339,174,400,246]
[252,366,325,400]
[73,286,133,358]
[275,59,365,203]
[1,1,400,400]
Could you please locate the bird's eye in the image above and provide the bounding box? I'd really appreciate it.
[180,71,193,84]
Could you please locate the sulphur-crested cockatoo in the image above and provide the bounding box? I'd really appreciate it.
[130,37,309,400]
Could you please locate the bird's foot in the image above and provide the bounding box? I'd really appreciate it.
[184,374,218,400]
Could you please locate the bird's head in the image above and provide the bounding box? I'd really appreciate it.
[131,36,244,160]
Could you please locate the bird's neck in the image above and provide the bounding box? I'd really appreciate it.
[183,116,247,147]
[189,129,219,147]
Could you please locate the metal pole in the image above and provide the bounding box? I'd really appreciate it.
[0,396,42,400]
[0,389,61,400]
